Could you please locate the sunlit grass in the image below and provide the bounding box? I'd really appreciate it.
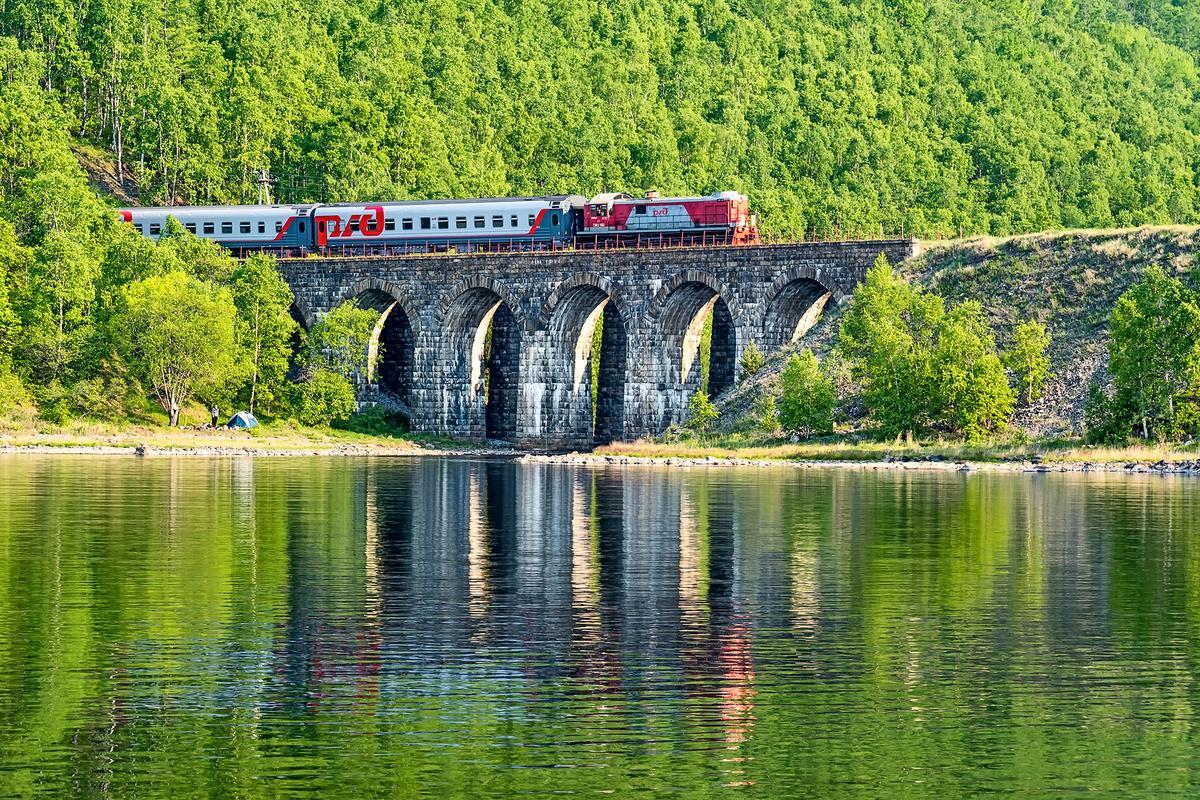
[597,434,1200,464]
[0,409,446,453]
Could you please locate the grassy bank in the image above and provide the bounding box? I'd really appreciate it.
[595,435,1200,466]
[0,412,456,454]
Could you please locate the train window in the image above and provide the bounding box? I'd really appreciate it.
[456,217,467,229]
[150,223,161,235]
[635,205,646,214]
[204,222,215,234]
[402,219,413,230]
[349,219,359,233]
[474,216,485,228]
[240,221,251,234]
[492,216,503,227]
[275,221,282,233]
[511,215,518,227]
[222,222,233,234]
[385,218,396,232]
[185,223,197,233]
[528,214,535,227]
[420,218,431,230]
[134,224,143,234]
[552,213,559,226]
[299,221,305,233]
[258,222,265,234]
[437,218,449,230]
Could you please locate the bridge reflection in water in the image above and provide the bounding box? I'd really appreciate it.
[279,458,765,761]
[5,455,1200,795]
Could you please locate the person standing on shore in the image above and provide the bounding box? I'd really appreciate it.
[211,405,220,428]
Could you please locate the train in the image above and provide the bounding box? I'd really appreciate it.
[116,190,759,255]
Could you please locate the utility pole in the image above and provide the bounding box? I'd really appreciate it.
[255,168,275,205]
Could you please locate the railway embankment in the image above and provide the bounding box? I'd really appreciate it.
[715,225,1200,441]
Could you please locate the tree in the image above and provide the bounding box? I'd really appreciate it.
[116,271,237,426]
[837,256,943,437]
[934,301,1015,440]
[686,389,718,432]
[290,369,357,427]
[231,254,297,415]
[755,392,779,434]
[1108,265,1200,439]
[156,217,237,285]
[305,302,379,379]
[1005,320,1052,404]
[777,350,836,437]
[1083,381,1135,444]
[0,221,23,370]
[739,341,764,382]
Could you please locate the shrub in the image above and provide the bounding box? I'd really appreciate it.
[778,350,835,437]
[1083,381,1133,445]
[755,392,779,434]
[0,371,30,415]
[739,341,765,382]
[290,369,357,427]
[686,390,719,432]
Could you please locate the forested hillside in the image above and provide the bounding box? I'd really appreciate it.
[3,0,1200,235]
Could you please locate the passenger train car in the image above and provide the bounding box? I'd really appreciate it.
[117,191,758,255]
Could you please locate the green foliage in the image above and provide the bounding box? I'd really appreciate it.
[335,404,411,436]
[306,303,379,380]
[1107,265,1200,440]
[1083,381,1133,445]
[755,392,779,435]
[290,369,357,427]
[1005,320,1052,404]
[231,254,297,415]
[0,369,29,414]
[116,271,238,425]
[739,341,765,382]
[590,308,604,426]
[6,0,1200,235]
[839,256,1014,439]
[838,256,943,436]
[777,350,836,437]
[686,390,718,432]
[698,309,713,393]
[934,301,1015,441]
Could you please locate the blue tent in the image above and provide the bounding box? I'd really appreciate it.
[226,411,259,429]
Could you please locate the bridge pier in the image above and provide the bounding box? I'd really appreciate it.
[279,239,919,448]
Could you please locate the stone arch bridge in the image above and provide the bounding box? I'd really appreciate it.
[278,239,919,448]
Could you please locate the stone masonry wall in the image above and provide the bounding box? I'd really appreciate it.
[278,239,920,447]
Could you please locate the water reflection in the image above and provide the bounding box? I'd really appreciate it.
[1,456,1200,797]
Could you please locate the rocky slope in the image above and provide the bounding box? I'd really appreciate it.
[718,226,1200,438]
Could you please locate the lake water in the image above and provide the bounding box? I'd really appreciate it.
[1,456,1199,797]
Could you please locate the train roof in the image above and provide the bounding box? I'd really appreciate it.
[319,195,584,208]
[118,195,587,213]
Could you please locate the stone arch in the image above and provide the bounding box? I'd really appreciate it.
[437,275,529,333]
[649,271,741,401]
[646,269,743,326]
[342,279,420,410]
[761,267,841,351]
[540,273,622,327]
[439,285,522,440]
[543,281,629,446]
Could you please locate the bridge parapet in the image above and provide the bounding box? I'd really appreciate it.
[277,238,920,447]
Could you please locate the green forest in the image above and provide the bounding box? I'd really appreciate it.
[5,0,1200,234]
[2,0,1200,433]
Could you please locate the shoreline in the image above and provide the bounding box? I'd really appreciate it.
[1,439,1198,476]
[520,452,1200,475]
